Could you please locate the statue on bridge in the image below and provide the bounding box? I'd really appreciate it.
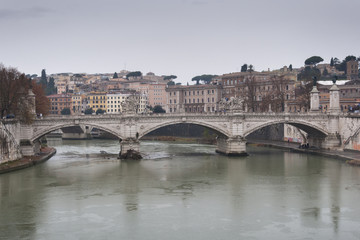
[121,96,139,114]
[219,97,244,112]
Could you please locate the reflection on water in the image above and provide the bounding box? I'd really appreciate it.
[1,139,360,240]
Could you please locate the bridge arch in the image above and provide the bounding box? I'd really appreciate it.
[244,119,329,138]
[139,119,230,139]
[31,123,125,142]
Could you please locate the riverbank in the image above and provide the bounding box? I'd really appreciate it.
[0,147,56,174]
[248,140,360,167]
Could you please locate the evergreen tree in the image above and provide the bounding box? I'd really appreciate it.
[45,77,56,95]
[153,105,166,113]
[289,64,293,71]
[61,108,71,115]
[330,57,334,67]
[241,64,248,72]
[113,72,119,79]
[40,69,47,87]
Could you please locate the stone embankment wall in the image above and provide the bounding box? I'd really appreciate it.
[0,121,22,163]
[341,116,360,151]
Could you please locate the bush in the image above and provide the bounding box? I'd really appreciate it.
[61,108,71,115]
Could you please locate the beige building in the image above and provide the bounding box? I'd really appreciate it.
[221,71,296,112]
[166,84,222,113]
[71,94,85,114]
[148,83,167,108]
[347,60,359,80]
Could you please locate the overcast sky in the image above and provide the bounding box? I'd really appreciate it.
[1,0,359,83]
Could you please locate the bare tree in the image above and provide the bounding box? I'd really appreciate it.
[0,65,49,122]
[243,75,257,112]
[270,75,288,112]
[0,65,29,119]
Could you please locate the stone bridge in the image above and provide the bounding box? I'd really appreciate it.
[16,111,360,157]
[1,82,360,160]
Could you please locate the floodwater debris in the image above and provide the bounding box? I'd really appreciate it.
[119,149,142,160]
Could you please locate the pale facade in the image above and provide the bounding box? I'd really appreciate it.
[106,93,131,114]
[148,83,167,108]
[166,84,222,113]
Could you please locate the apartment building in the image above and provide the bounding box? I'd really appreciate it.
[47,94,72,115]
[87,92,107,112]
[106,93,131,114]
[221,71,297,112]
[166,84,222,113]
[148,83,167,108]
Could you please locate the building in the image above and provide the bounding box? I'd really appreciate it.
[87,92,107,113]
[106,93,131,114]
[166,84,222,113]
[47,94,72,115]
[347,60,359,80]
[221,71,296,112]
[148,83,167,108]
[71,94,87,114]
[318,80,360,112]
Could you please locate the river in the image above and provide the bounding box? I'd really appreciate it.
[1,139,360,240]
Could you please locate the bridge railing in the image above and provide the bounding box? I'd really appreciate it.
[35,110,353,121]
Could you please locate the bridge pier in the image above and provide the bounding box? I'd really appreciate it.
[20,139,41,156]
[307,134,341,150]
[216,136,248,156]
[119,138,142,160]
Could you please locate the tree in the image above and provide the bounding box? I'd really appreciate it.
[243,75,257,112]
[176,82,182,85]
[289,64,293,71]
[0,65,30,119]
[163,75,177,81]
[296,66,320,110]
[270,75,288,112]
[31,80,50,116]
[126,71,142,79]
[191,74,217,85]
[40,69,47,87]
[167,81,175,86]
[330,57,334,67]
[335,55,357,73]
[61,108,71,115]
[153,105,166,113]
[241,64,248,72]
[304,56,323,66]
[113,72,119,79]
[45,77,57,95]
[96,108,105,115]
[84,108,93,115]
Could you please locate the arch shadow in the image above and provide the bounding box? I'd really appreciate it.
[139,121,230,140]
[244,120,328,138]
[31,123,125,142]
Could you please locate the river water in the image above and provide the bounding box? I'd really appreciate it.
[1,139,360,240]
